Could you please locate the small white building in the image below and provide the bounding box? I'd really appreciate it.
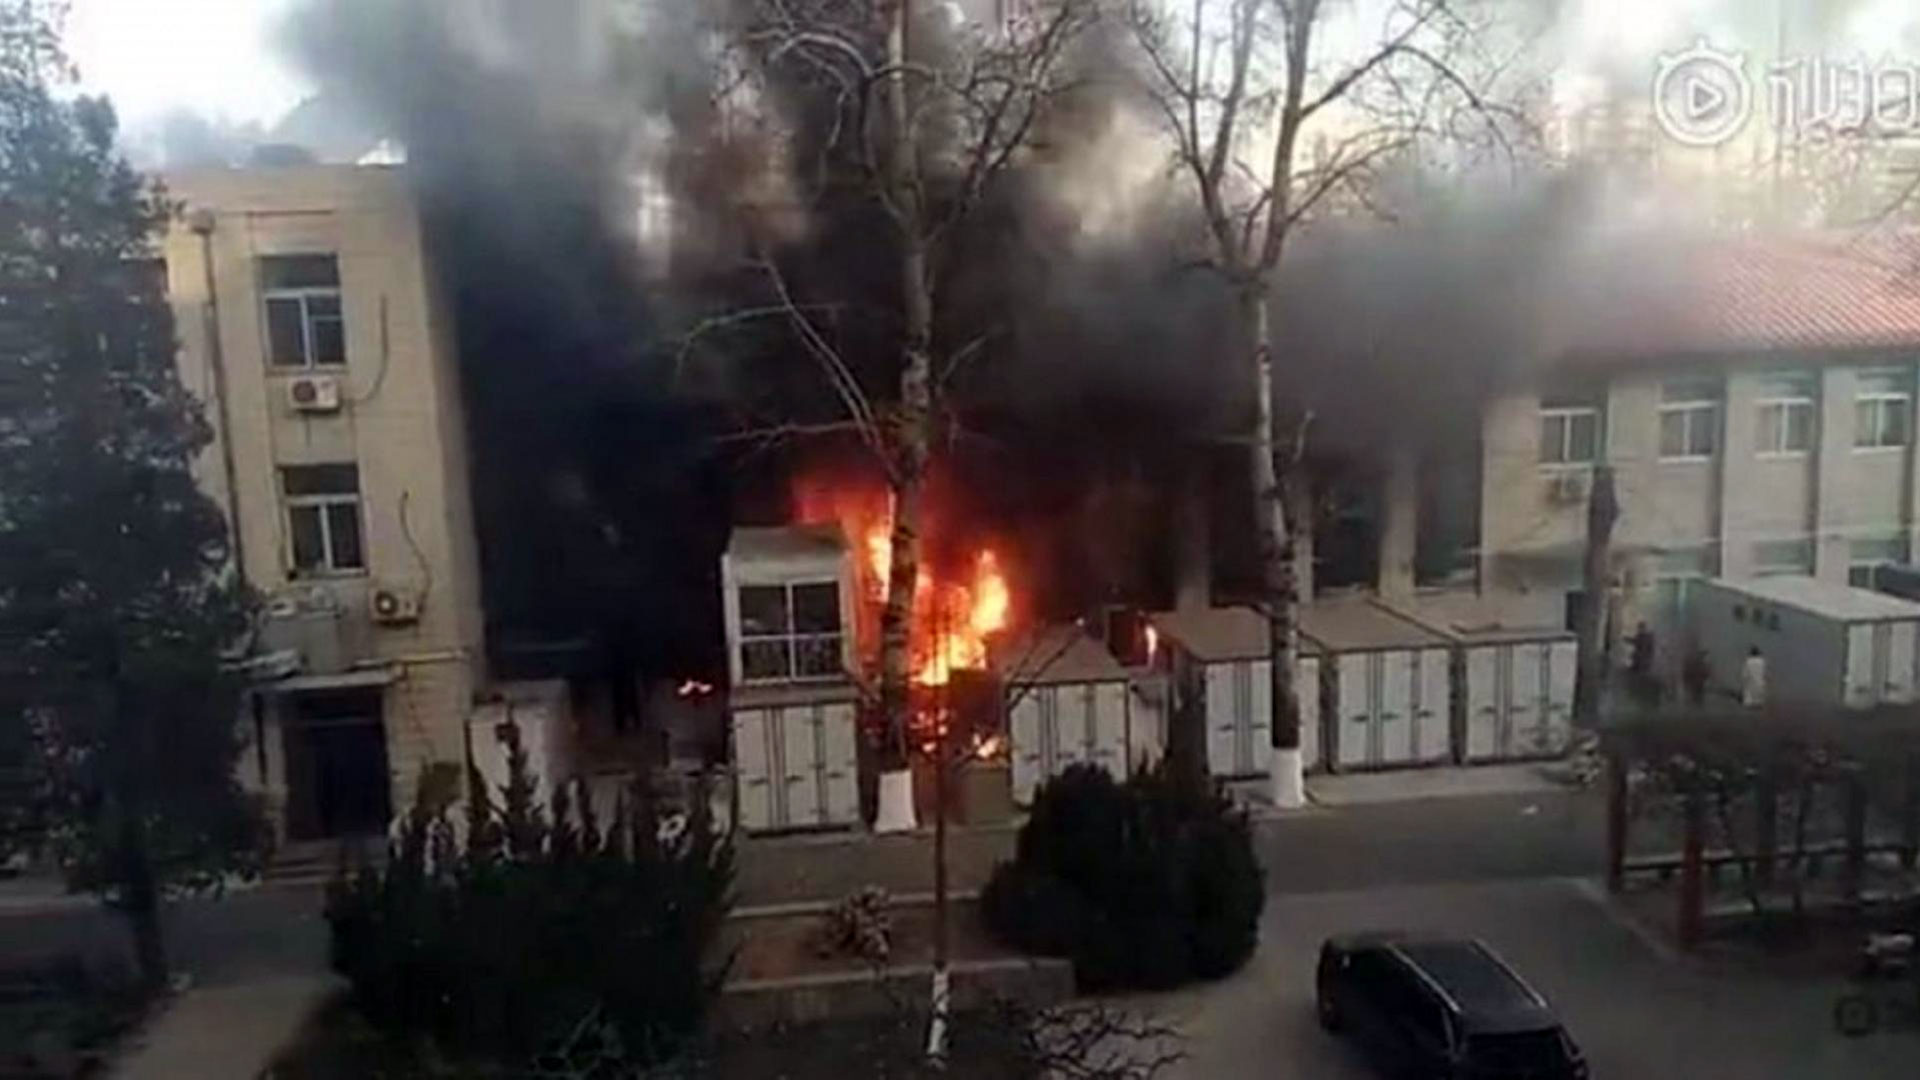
[719,525,863,831]
[1148,607,1323,778]
[1302,596,1453,771]
[995,625,1140,804]
[1691,576,1920,709]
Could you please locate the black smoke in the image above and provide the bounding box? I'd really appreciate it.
[282,0,728,687]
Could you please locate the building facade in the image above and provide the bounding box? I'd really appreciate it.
[1435,234,1920,676]
[162,166,486,845]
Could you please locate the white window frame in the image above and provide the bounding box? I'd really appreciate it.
[736,580,844,685]
[1658,388,1719,462]
[1751,536,1815,578]
[281,466,365,576]
[1539,406,1602,468]
[1847,531,1908,588]
[1651,544,1715,619]
[1755,395,1815,457]
[261,256,345,369]
[1854,371,1911,451]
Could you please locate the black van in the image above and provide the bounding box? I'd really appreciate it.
[1317,934,1588,1079]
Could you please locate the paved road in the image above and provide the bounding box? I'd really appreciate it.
[732,788,1605,907]
[0,884,325,987]
[1149,877,1920,1080]
[1258,789,1605,895]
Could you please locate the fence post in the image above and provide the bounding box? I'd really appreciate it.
[1679,787,1704,950]
[1606,750,1628,894]
[1843,776,1867,908]
[1755,767,1777,888]
[1902,753,1918,874]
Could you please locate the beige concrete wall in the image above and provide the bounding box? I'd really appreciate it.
[162,165,485,827]
[1475,357,1920,624]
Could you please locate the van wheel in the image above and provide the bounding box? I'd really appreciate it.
[1317,991,1341,1032]
[1834,993,1878,1037]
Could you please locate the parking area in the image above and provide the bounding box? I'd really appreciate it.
[1147,878,1918,1079]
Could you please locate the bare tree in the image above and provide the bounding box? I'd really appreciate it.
[694,0,1094,791]
[1124,0,1525,806]
[703,0,1096,1058]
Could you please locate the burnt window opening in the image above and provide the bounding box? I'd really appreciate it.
[737,581,842,682]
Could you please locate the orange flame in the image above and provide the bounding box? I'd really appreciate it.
[792,469,1012,689]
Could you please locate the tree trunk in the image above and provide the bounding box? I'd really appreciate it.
[1678,786,1704,950]
[876,0,931,779]
[1572,466,1618,729]
[1246,286,1305,809]
[878,470,923,768]
[119,817,168,992]
[879,1,947,1058]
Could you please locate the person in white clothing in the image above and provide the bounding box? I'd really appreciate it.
[1741,646,1767,708]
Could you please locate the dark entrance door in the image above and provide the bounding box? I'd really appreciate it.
[284,689,392,841]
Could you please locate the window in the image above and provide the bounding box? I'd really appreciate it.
[1755,373,1815,455]
[1854,369,1911,449]
[737,581,843,682]
[1652,544,1716,618]
[281,464,365,575]
[1752,537,1814,577]
[1539,396,1602,466]
[261,255,345,368]
[1658,377,1720,460]
[1849,531,1908,588]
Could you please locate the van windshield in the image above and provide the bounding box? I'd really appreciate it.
[1466,1029,1571,1069]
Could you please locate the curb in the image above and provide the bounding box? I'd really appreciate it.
[732,890,983,920]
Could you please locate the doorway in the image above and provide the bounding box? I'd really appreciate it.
[283,689,392,841]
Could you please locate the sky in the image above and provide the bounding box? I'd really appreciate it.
[56,0,1920,135]
[64,0,310,128]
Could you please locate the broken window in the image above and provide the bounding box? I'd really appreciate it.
[736,580,843,682]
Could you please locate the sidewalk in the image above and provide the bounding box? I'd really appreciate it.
[0,873,93,917]
[733,764,1578,908]
[735,824,1013,909]
[114,975,338,1080]
[1302,762,1571,807]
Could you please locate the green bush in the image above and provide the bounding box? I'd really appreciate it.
[982,762,1263,991]
[324,736,734,1070]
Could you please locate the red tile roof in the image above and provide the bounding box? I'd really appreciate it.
[1554,230,1920,362]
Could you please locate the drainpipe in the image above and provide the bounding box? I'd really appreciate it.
[188,208,249,592]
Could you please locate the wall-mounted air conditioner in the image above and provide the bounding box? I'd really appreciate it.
[369,582,423,626]
[287,374,342,413]
[1547,470,1589,505]
[258,585,347,673]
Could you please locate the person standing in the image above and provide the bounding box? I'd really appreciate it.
[1741,646,1768,708]
[1628,621,1658,709]
[1682,646,1711,708]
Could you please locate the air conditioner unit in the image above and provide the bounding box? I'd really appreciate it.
[259,587,347,673]
[369,582,423,626]
[287,374,342,413]
[1548,471,1589,505]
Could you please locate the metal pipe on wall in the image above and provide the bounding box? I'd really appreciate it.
[189,208,249,592]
